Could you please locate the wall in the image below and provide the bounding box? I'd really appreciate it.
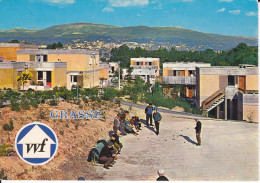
[83,70,100,88]
[246,75,258,91]
[0,47,23,61]
[243,105,258,122]
[0,69,16,89]
[52,67,67,88]
[199,75,220,106]
[100,68,109,80]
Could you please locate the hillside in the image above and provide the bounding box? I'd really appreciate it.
[0,22,257,49]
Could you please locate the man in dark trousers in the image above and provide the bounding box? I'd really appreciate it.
[99,142,116,169]
[194,118,202,146]
[153,107,162,135]
[156,169,169,181]
[113,113,121,134]
[145,103,154,127]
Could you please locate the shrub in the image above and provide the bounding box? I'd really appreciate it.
[3,120,14,131]
[38,107,48,119]
[30,100,38,108]
[0,169,8,180]
[0,144,12,156]
[20,97,30,110]
[2,124,9,131]
[10,99,20,111]
[101,87,118,101]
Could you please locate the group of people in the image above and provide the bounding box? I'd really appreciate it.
[87,103,202,181]
[113,110,142,136]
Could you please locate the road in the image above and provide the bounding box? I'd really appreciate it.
[95,105,258,181]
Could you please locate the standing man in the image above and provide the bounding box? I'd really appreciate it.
[119,111,129,135]
[153,107,162,135]
[113,113,121,134]
[156,169,169,181]
[145,103,154,127]
[194,118,202,146]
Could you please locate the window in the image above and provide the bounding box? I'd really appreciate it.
[228,76,235,86]
[149,62,152,66]
[137,62,140,65]
[38,71,43,80]
[71,75,78,83]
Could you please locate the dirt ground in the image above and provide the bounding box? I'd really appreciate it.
[0,100,119,180]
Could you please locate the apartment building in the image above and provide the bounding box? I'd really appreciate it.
[130,58,160,84]
[0,61,67,90]
[196,64,258,122]
[161,62,211,98]
[0,43,38,61]
[16,49,100,89]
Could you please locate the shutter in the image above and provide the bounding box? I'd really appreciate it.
[219,75,228,89]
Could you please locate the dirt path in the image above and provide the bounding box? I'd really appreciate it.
[94,106,258,181]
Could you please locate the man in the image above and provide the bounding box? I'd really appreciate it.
[119,111,129,135]
[194,118,202,146]
[156,169,169,181]
[153,107,162,135]
[110,132,123,152]
[99,142,116,169]
[134,115,142,130]
[113,113,121,134]
[145,103,154,127]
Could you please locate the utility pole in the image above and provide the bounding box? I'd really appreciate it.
[92,53,96,88]
[118,61,121,90]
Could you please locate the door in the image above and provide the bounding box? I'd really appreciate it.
[238,76,246,91]
[46,71,52,87]
[180,70,185,76]
[188,87,193,98]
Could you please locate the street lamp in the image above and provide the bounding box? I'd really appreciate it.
[118,61,121,90]
[91,52,96,88]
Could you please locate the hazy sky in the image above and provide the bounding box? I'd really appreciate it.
[0,0,258,37]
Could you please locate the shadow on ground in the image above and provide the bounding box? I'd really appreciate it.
[140,119,156,134]
[179,135,197,145]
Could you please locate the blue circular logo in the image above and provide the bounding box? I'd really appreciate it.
[15,122,58,165]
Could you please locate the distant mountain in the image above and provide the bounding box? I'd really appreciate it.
[0,22,257,50]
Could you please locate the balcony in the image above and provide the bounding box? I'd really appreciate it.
[162,76,196,85]
[131,65,158,69]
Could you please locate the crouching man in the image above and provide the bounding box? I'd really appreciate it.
[99,142,116,169]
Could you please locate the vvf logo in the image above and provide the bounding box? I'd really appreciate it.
[15,122,58,165]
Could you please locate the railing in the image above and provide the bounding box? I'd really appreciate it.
[131,65,158,69]
[201,88,225,110]
[162,76,196,85]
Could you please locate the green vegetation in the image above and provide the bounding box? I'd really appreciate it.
[110,43,258,68]
[0,168,8,180]
[47,42,63,49]
[3,120,14,131]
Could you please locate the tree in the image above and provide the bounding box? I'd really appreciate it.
[16,71,33,91]
[9,39,20,43]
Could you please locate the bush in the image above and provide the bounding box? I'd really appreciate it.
[2,124,9,131]
[101,87,118,101]
[20,97,30,110]
[30,100,38,108]
[3,120,14,131]
[10,99,20,111]
[0,169,8,180]
[0,144,12,157]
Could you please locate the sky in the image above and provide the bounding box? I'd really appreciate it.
[0,0,258,37]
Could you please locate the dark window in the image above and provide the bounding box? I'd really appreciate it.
[74,76,77,82]
[137,62,140,65]
[149,62,152,66]
[38,71,43,80]
[228,76,235,86]
[43,55,48,62]
[47,71,51,82]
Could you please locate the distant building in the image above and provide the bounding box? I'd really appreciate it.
[109,62,118,76]
[196,64,258,122]
[16,49,100,89]
[130,57,160,84]
[99,62,109,87]
[0,43,38,61]
[161,62,211,98]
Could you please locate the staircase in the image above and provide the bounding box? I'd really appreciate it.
[201,88,225,112]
